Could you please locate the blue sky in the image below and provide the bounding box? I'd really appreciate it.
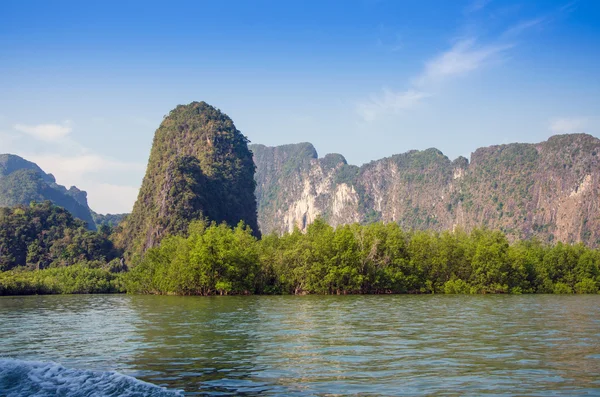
[1,0,599,213]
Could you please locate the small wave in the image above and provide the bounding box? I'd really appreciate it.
[0,359,183,397]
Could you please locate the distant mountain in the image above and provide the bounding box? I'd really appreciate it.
[117,101,259,256]
[0,154,96,230]
[251,133,600,246]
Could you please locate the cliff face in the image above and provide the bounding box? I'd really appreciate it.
[251,143,361,235]
[0,154,96,230]
[251,133,600,245]
[121,102,259,255]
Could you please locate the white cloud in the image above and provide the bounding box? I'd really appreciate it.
[0,131,20,153]
[13,121,72,142]
[549,118,588,134]
[357,38,509,122]
[356,89,430,122]
[415,38,513,87]
[357,1,561,122]
[559,1,577,13]
[85,183,140,214]
[25,153,145,188]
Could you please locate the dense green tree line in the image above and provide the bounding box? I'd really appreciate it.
[0,262,124,295]
[126,221,258,295]
[126,218,600,295]
[1,203,599,295]
[0,201,120,271]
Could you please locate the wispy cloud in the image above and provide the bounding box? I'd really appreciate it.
[559,1,578,13]
[357,38,510,122]
[415,38,513,87]
[13,121,72,142]
[549,117,588,134]
[464,0,492,14]
[356,0,568,122]
[502,17,547,38]
[501,1,578,38]
[357,89,430,122]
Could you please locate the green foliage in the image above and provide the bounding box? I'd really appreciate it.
[123,220,600,296]
[0,201,119,271]
[0,263,124,295]
[125,220,258,295]
[443,279,471,294]
[574,278,599,294]
[553,282,573,294]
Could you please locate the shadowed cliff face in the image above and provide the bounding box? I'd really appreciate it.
[120,102,259,255]
[251,133,600,245]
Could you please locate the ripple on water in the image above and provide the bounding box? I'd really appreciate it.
[1,295,600,395]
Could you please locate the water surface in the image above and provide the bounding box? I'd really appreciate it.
[1,295,599,396]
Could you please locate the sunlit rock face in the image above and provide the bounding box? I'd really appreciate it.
[252,134,600,246]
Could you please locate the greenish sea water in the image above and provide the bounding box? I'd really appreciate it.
[1,295,599,396]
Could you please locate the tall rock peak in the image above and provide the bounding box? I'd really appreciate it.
[120,101,259,255]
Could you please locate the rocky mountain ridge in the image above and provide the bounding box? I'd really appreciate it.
[0,154,97,230]
[251,133,600,245]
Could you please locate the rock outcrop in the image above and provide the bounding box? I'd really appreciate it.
[120,101,259,255]
[251,133,600,245]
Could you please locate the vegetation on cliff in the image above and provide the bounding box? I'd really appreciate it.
[119,102,259,257]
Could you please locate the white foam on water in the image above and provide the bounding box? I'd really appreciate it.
[0,358,183,397]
